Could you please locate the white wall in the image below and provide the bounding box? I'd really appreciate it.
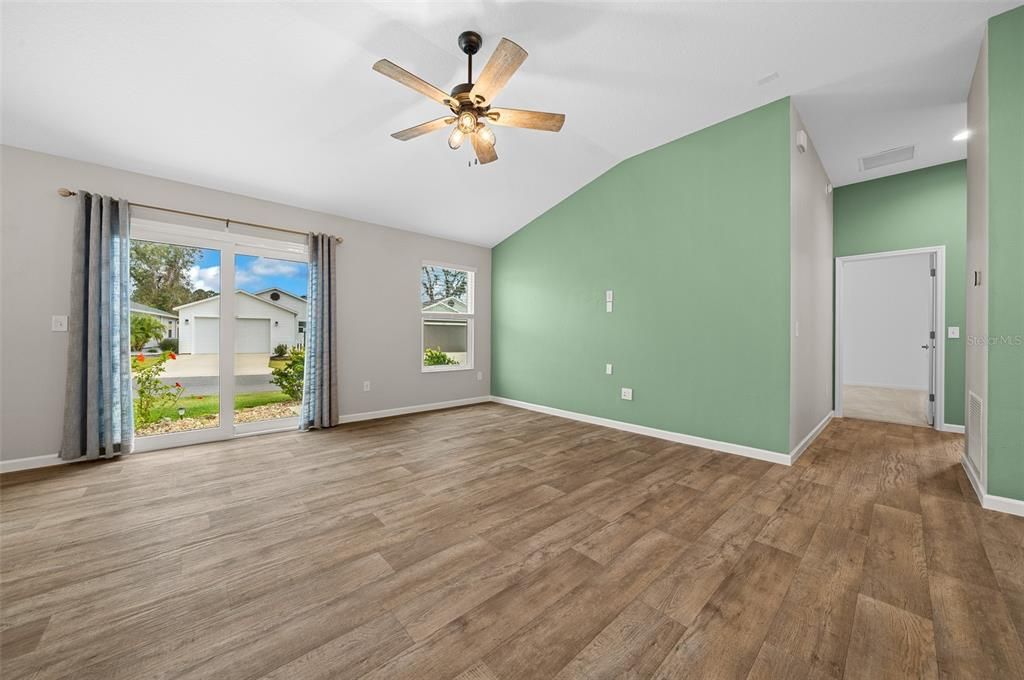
[789,103,834,449]
[965,30,988,475]
[841,253,932,390]
[0,145,491,463]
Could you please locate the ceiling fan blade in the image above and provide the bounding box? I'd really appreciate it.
[391,117,455,141]
[373,59,456,109]
[469,38,528,106]
[471,133,498,165]
[487,108,565,132]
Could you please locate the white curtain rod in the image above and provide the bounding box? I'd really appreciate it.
[56,188,343,243]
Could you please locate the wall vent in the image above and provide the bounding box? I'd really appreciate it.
[967,391,984,471]
[859,145,915,171]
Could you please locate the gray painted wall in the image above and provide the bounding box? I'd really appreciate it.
[965,31,988,476]
[0,145,491,463]
[789,103,835,449]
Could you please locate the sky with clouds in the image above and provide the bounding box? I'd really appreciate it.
[188,250,308,297]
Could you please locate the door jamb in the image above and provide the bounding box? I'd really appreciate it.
[834,245,946,430]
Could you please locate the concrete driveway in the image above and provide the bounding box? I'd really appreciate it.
[162,353,272,377]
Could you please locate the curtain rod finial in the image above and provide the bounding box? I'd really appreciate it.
[57,187,76,197]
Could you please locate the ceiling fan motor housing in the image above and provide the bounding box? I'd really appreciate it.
[458,31,482,55]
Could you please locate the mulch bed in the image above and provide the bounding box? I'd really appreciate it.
[135,402,300,436]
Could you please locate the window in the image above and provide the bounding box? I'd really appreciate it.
[421,263,474,371]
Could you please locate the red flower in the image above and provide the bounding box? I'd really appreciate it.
[174,382,182,388]
[169,352,177,360]
[136,354,145,362]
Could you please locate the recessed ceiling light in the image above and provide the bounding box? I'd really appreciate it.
[953,130,970,141]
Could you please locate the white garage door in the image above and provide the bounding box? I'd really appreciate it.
[235,318,271,353]
[193,317,219,354]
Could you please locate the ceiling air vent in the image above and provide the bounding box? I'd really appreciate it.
[859,145,915,171]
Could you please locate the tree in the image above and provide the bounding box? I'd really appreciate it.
[421,265,468,305]
[130,314,166,351]
[130,242,205,312]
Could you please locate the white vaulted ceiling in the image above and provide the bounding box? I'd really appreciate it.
[2,2,1017,246]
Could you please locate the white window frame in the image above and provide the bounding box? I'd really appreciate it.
[421,261,475,373]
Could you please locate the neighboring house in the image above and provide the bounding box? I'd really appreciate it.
[421,296,468,314]
[254,288,308,346]
[131,301,178,344]
[422,296,469,356]
[174,291,300,354]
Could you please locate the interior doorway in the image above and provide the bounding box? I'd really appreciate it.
[835,246,944,429]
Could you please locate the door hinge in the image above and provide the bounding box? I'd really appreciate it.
[930,331,936,339]
[929,394,935,402]
[930,268,936,277]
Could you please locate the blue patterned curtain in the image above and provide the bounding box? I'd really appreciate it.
[60,193,133,460]
[301,233,339,429]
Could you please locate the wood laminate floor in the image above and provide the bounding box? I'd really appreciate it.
[1,403,1022,679]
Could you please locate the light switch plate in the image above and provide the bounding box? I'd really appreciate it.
[948,326,960,339]
[606,363,613,375]
[477,371,483,381]
[620,387,633,401]
[51,315,68,332]
[606,301,613,313]
[605,289,614,302]
[363,381,371,392]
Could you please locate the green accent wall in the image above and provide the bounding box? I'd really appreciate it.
[493,98,792,453]
[987,6,1024,500]
[833,161,966,427]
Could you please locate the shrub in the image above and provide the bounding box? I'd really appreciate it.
[270,347,304,401]
[424,347,458,366]
[132,352,185,426]
[159,337,179,353]
[272,343,289,358]
[130,314,165,351]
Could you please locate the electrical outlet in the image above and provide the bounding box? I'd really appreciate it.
[605,289,614,303]
[363,381,371,392]
[605,363,613,375]
[51,315,68,332]
[620,387,633,401]
[606,301,613,313]
[476,371,483,381]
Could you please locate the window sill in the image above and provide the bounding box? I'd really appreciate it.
[421,365,475,374]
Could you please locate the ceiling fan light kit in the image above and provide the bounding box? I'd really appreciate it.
[373,30,565,165]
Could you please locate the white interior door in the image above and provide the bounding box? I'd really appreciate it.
[837,251,938,427]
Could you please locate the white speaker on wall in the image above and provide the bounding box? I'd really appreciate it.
[796,129,808,153]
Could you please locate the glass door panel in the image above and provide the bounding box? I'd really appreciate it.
[232,252,309,428]
[130,239,221,437]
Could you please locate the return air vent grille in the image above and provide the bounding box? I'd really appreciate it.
[967,391,984,471]
[859,145,915,171]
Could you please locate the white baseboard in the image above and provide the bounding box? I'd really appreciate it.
[960,455,1024,518]
[339,396,492,424]
[940,423,965,434]
[0,453,69,474]
[790,412,834,464]
[490,396,822,466]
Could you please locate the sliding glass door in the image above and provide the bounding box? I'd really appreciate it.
[130,217,307,451]
[232,251,309,433]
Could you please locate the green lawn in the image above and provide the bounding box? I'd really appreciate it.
[144,391,294,421]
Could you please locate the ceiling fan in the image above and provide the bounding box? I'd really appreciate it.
[373,31,565,165]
